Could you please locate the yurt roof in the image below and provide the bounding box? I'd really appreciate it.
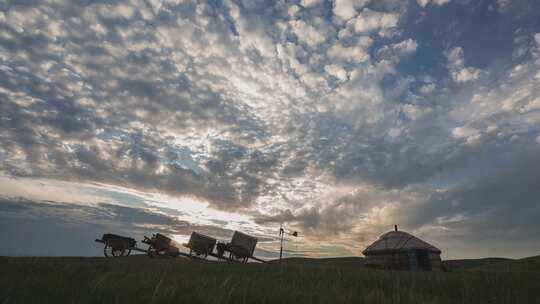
[362,230,441,255]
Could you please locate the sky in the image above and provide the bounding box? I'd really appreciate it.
[0,0,539,260]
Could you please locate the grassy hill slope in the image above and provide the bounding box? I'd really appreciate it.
[1,256,539,304]
[271,256,364,267]
[474,255,540,272]
[443,257,512,271]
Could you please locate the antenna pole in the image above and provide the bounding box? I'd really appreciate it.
[279,226,284,263]
[279,226,298,263]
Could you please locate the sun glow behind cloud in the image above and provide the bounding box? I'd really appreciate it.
[0,175,284,254]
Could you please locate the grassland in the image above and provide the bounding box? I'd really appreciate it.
[442,257,513,271]
[1,255,539,304]
[474,255,540,272]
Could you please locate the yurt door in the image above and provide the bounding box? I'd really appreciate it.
[407,250,418,271]
[416,250,432,271]
[408,250,432,271]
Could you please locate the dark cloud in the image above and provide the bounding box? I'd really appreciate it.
[410,149,540,239]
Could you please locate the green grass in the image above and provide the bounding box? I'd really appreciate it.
[1,256,539,304]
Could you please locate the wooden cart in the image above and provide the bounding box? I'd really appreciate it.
[184,230,266,263]
[95,231,267,263]
[185,232,216,258]
[142,233,181,258]
[223,231,259,263]
[95,233,146,257]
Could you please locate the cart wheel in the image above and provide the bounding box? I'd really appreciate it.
[229,252,240,262]
[104,244,129,257]
[148,245,157,258]
[111,247,126,257]
[104,245,111,257]
[148,245,165,258]
[196,251,209,259]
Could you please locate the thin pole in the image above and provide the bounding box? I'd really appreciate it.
[279,227,284,263]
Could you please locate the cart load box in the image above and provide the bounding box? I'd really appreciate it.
[142,233,181,257]
[95,233,138,257]
[167,245,180,257]
[101,234,136,247]
[187,232,216,256]
[154,233,172,246]
[228,231,258,258]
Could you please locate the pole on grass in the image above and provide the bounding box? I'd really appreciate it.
[279,226,298,263]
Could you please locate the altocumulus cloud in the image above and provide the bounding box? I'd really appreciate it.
[0,0,540,258]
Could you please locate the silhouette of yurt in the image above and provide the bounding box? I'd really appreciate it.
[362,226,442,271]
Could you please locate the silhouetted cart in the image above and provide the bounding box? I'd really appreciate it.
[185,232,216,258]
[197,231,265,263]
[223,231,259,263]
[142,233,181,258]
[184,230,266,263]
[95,231,267,263]
[95,233,146,257]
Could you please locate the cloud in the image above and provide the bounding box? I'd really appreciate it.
[496,0,512,12]
[351,9,400,34]
[402,104,431,120]
[290,20,326,47]
[417,0,451,8]
[410,150,540,250]
[377,39,418,61]
[327,38,372,64]
[451,126,479,139]
[253,183,431,246]
[300,0,323,8]
[333,0,370,21]
[445,47,481,82]
[324,64,348,81]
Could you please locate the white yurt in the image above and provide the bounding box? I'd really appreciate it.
[362,226,443,271]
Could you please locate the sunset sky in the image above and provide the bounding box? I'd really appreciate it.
[1,0,539,259]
